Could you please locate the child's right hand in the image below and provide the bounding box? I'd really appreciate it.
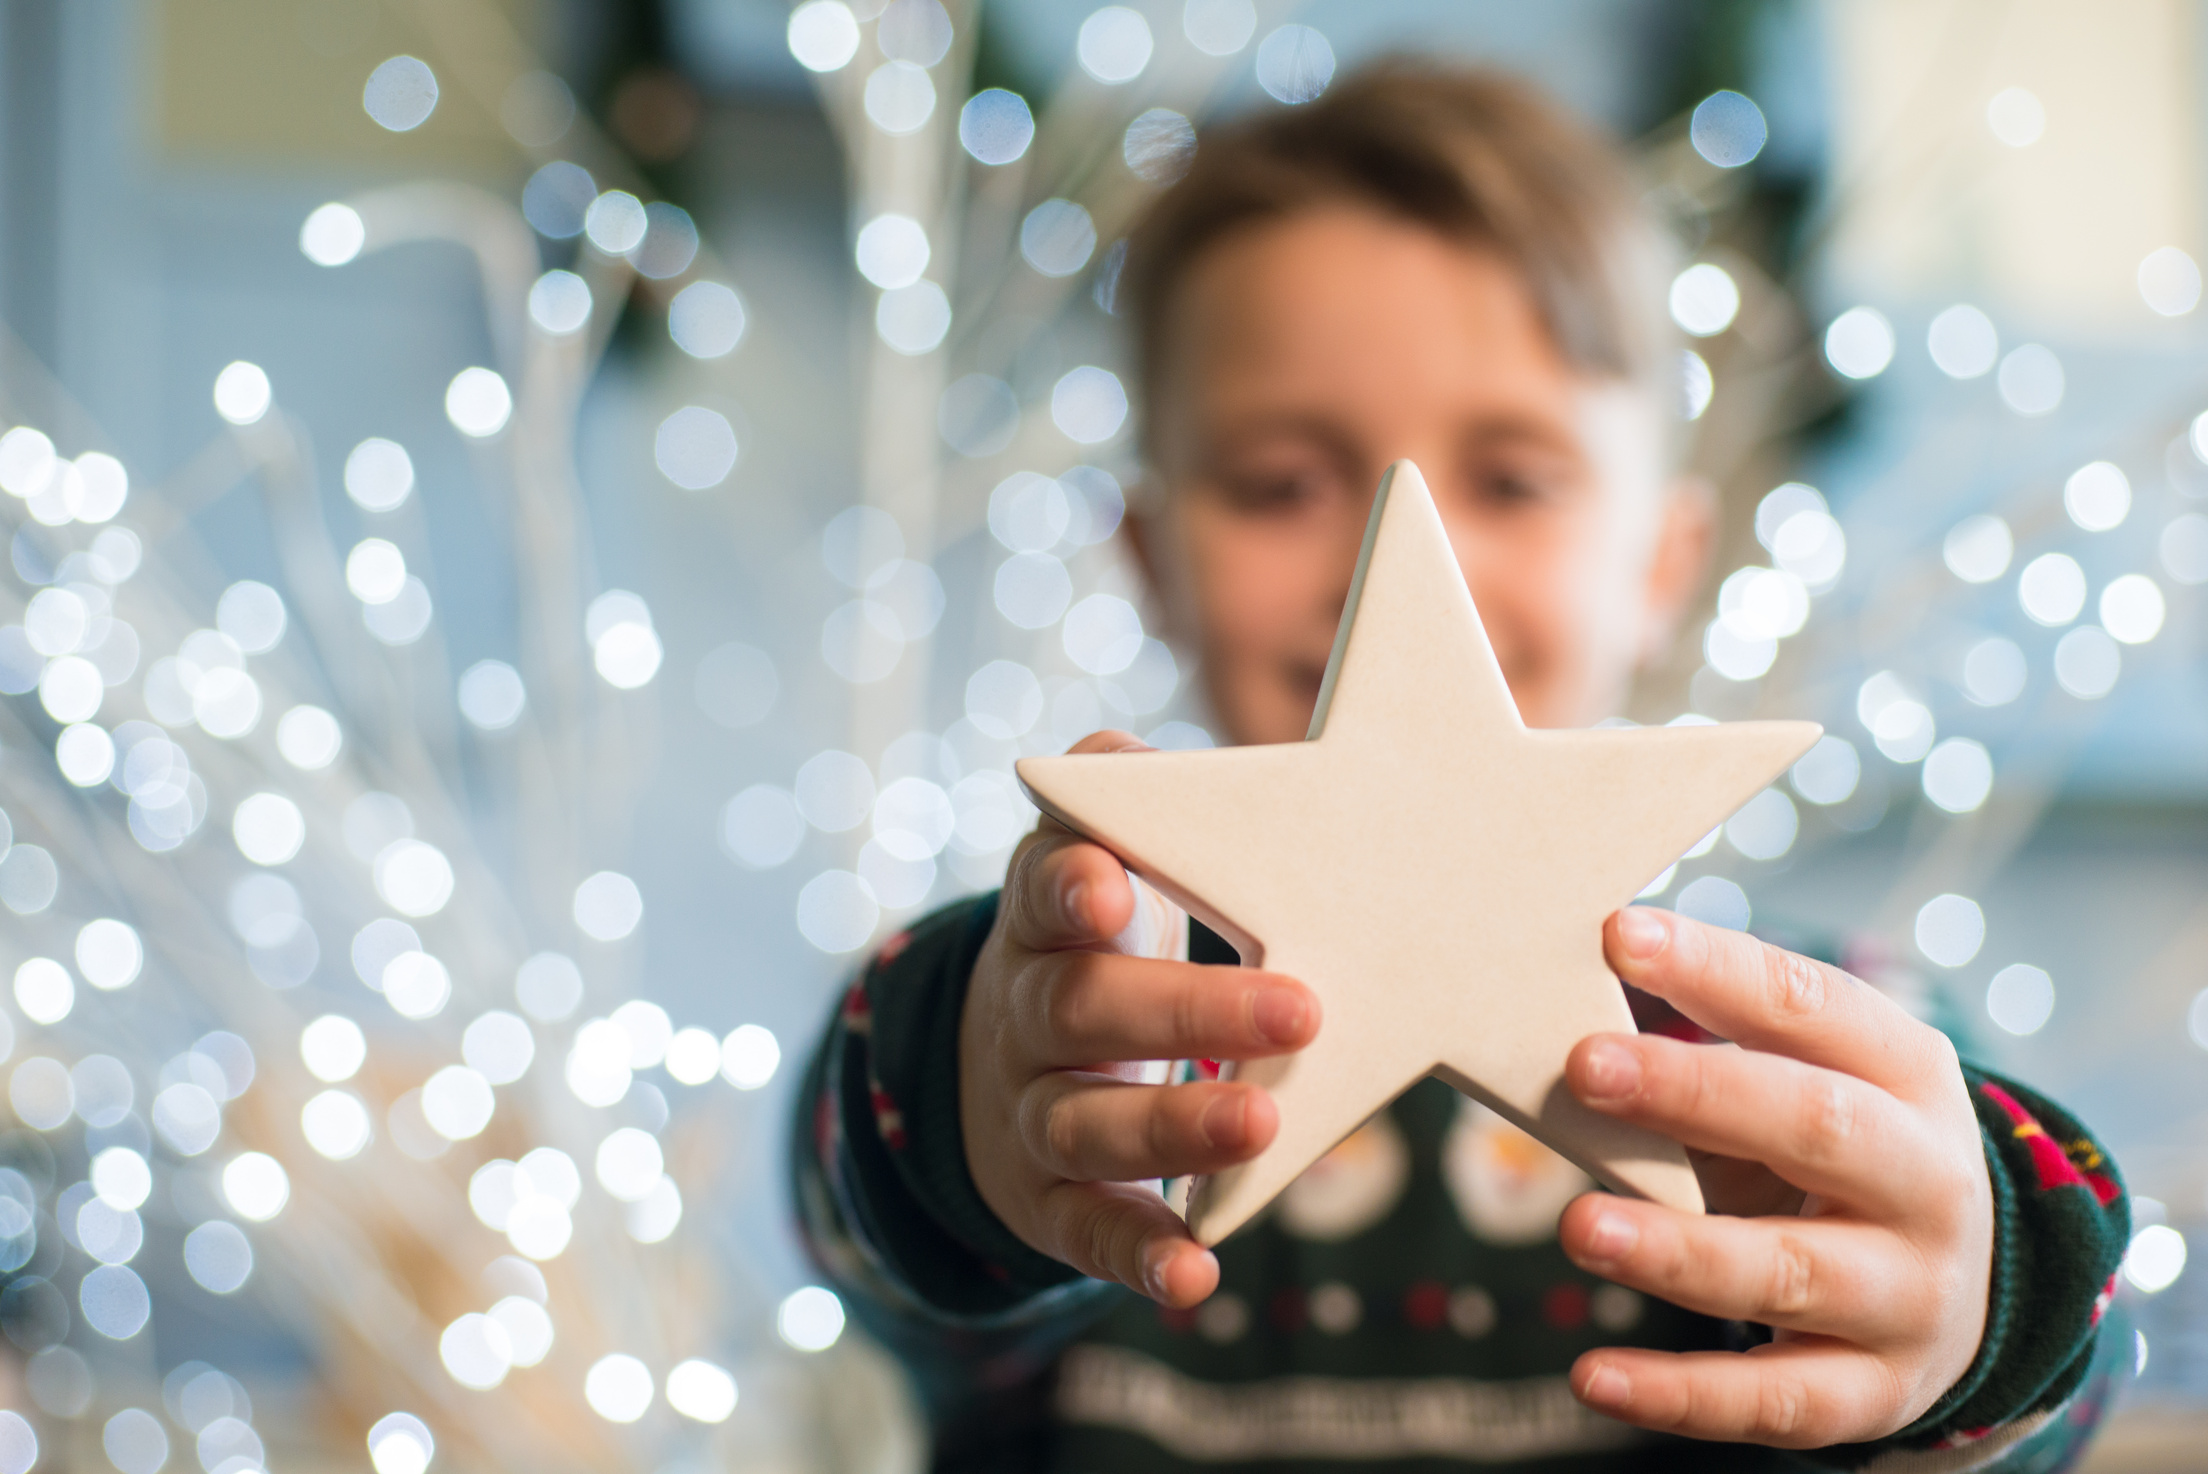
[958,731,1322,1309]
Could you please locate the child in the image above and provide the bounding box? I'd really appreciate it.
[793,64,2129,1472]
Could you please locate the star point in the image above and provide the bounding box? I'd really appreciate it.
[1018,461,1820,1245]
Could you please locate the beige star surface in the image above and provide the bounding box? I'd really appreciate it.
[1016,461,1821,1246]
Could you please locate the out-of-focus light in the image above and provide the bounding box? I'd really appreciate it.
[1790,734,1860,805]
[573,871,643,942]
[1183,0,1256,54]
[1680,350,1713,421]
[365,56,438,132]
[278,705,343,768]
[1078,7,1153,82]
[959,88,1034,164]
[1021,199,1097,278]
[441,1312,512,1390]
[669,281,746,359]
[1921,737,1993,813]
[1254,24,1334,104]
[39,654,101,724]
[2053,625,2121,698]
[611,1000,671,1069]
[489,1296,552,1366]
[2140,246,2202,317]
[233,792,305,865]
[583,191,647,254]
[1962,637,2026,706]
[376,840,455,918]
[2017,552,2085,626]
[667,1359,738,1422]
[522,161,595,239]
[92,1147,152,1210]
[1669,264,1738,337]
[778,1287,845,1351]
[1124,108,1196,185]
[14,959,71,1025]
[864,61,935,133]
[1690,90,1767,167]
[213,362,271,426]
[1926,304,1998,378]
[1824,307,1895,379]
[57,724,115,787]
[500,70,575,146]
[878,0,953,66]
[796,872,879,953]
[1064,594,1145,675]
[1702,618,1775,681]
[458,660,527,731]
[655,407,738,489]
[464,1010,535,1085]
[2125,1224,2187,1293]
[1052,366,1127,444]
[787,0,860,71]
[2099,573,2165,643]
[855,214,929,289]
[2162,512,2208,584]
[367,1415,434,1474]
[585,1355,654,1422]
[382,950,452,1019]
[1997,344,2063,415]
[105,1409,167,1474]
[446,367,512,437]
[1716,566,1809,640]
[528,270,592,335]
[1723,788,1796,860]
[994,552,1073,629]
[722,784,805,868]
[516,953,583,1023]
[1914,893,1985,967]
[666,1027,721,1085]
[595,1126,664,1202]
[217,580,285,653]
[345,437,414,512]
[1986,963,2054,1036]
[565,1024,632,1109]
[302,1089,372,1159]
[301,1015,366,1082]
[1770,507,1845,589]
[593,621,662,688]
[876,282,952,355]
[1943,514,2012,583]
[2064,461,2130,531]
[1858,671,1935,762]
[300,203,365,266]
[221,1152,289,1221]
[1674,875,1749,931]
[1986,86,2044,147]
[1751,483,1823,549]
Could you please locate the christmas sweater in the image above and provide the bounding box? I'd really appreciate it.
[791,892,2131,1473]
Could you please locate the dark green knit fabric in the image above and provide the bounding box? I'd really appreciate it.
[791,893,2130,1472]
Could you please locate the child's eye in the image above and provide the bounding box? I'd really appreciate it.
[1221,470,1329,514]
[1477,465,1561,508]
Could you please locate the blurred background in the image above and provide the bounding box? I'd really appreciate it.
[0,0,2200,1469]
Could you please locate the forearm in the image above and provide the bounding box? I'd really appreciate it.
[788,896,1119,1422]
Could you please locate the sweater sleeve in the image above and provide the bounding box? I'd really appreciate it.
[788,893,1121,1441]
[1807,1067,2130,1472]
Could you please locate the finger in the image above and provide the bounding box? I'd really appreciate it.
[1559,1194,1912,1340]
[1606,908,1948,1096]
[1014,949,1319,1067]
[1033,1178,1220,1307]
[1020,1074,1279,1182]
[1568,1033,1926,1212]
[1571,1341,1913,1448]
[1001,831,1138,953]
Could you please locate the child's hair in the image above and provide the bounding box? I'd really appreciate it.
[1121,61,1677,457]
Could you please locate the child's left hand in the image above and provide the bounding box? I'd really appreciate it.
[1558,905,1994,1450]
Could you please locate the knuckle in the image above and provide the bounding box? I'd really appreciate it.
[1763,948,1830,1022]
[1799,1076,1859,1164]
[1039,954,1103,1044]
[1765,1235,1818,1318]
[1752,1370,1814,1443]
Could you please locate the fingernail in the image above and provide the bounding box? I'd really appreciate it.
[1615,907,1669,961]
[1580,1040,1641,1101]
[1584,1212,1637,1262]
[1252,987,1309,1045]
[1199,1093,1245,1149]
[1062,879,1088,929]
[1143,1248,1176,1302]
[1580,1364,1630,1409]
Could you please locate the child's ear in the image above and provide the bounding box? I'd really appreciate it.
[1116,481,1178,639]
[1638,474,1717,664]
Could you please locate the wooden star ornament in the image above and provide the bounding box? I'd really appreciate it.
[1016,460,1821,1246]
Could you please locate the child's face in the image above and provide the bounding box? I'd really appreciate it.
[1129,207,1712,744]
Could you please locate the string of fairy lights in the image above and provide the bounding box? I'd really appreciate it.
[0,6,2192,1471]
